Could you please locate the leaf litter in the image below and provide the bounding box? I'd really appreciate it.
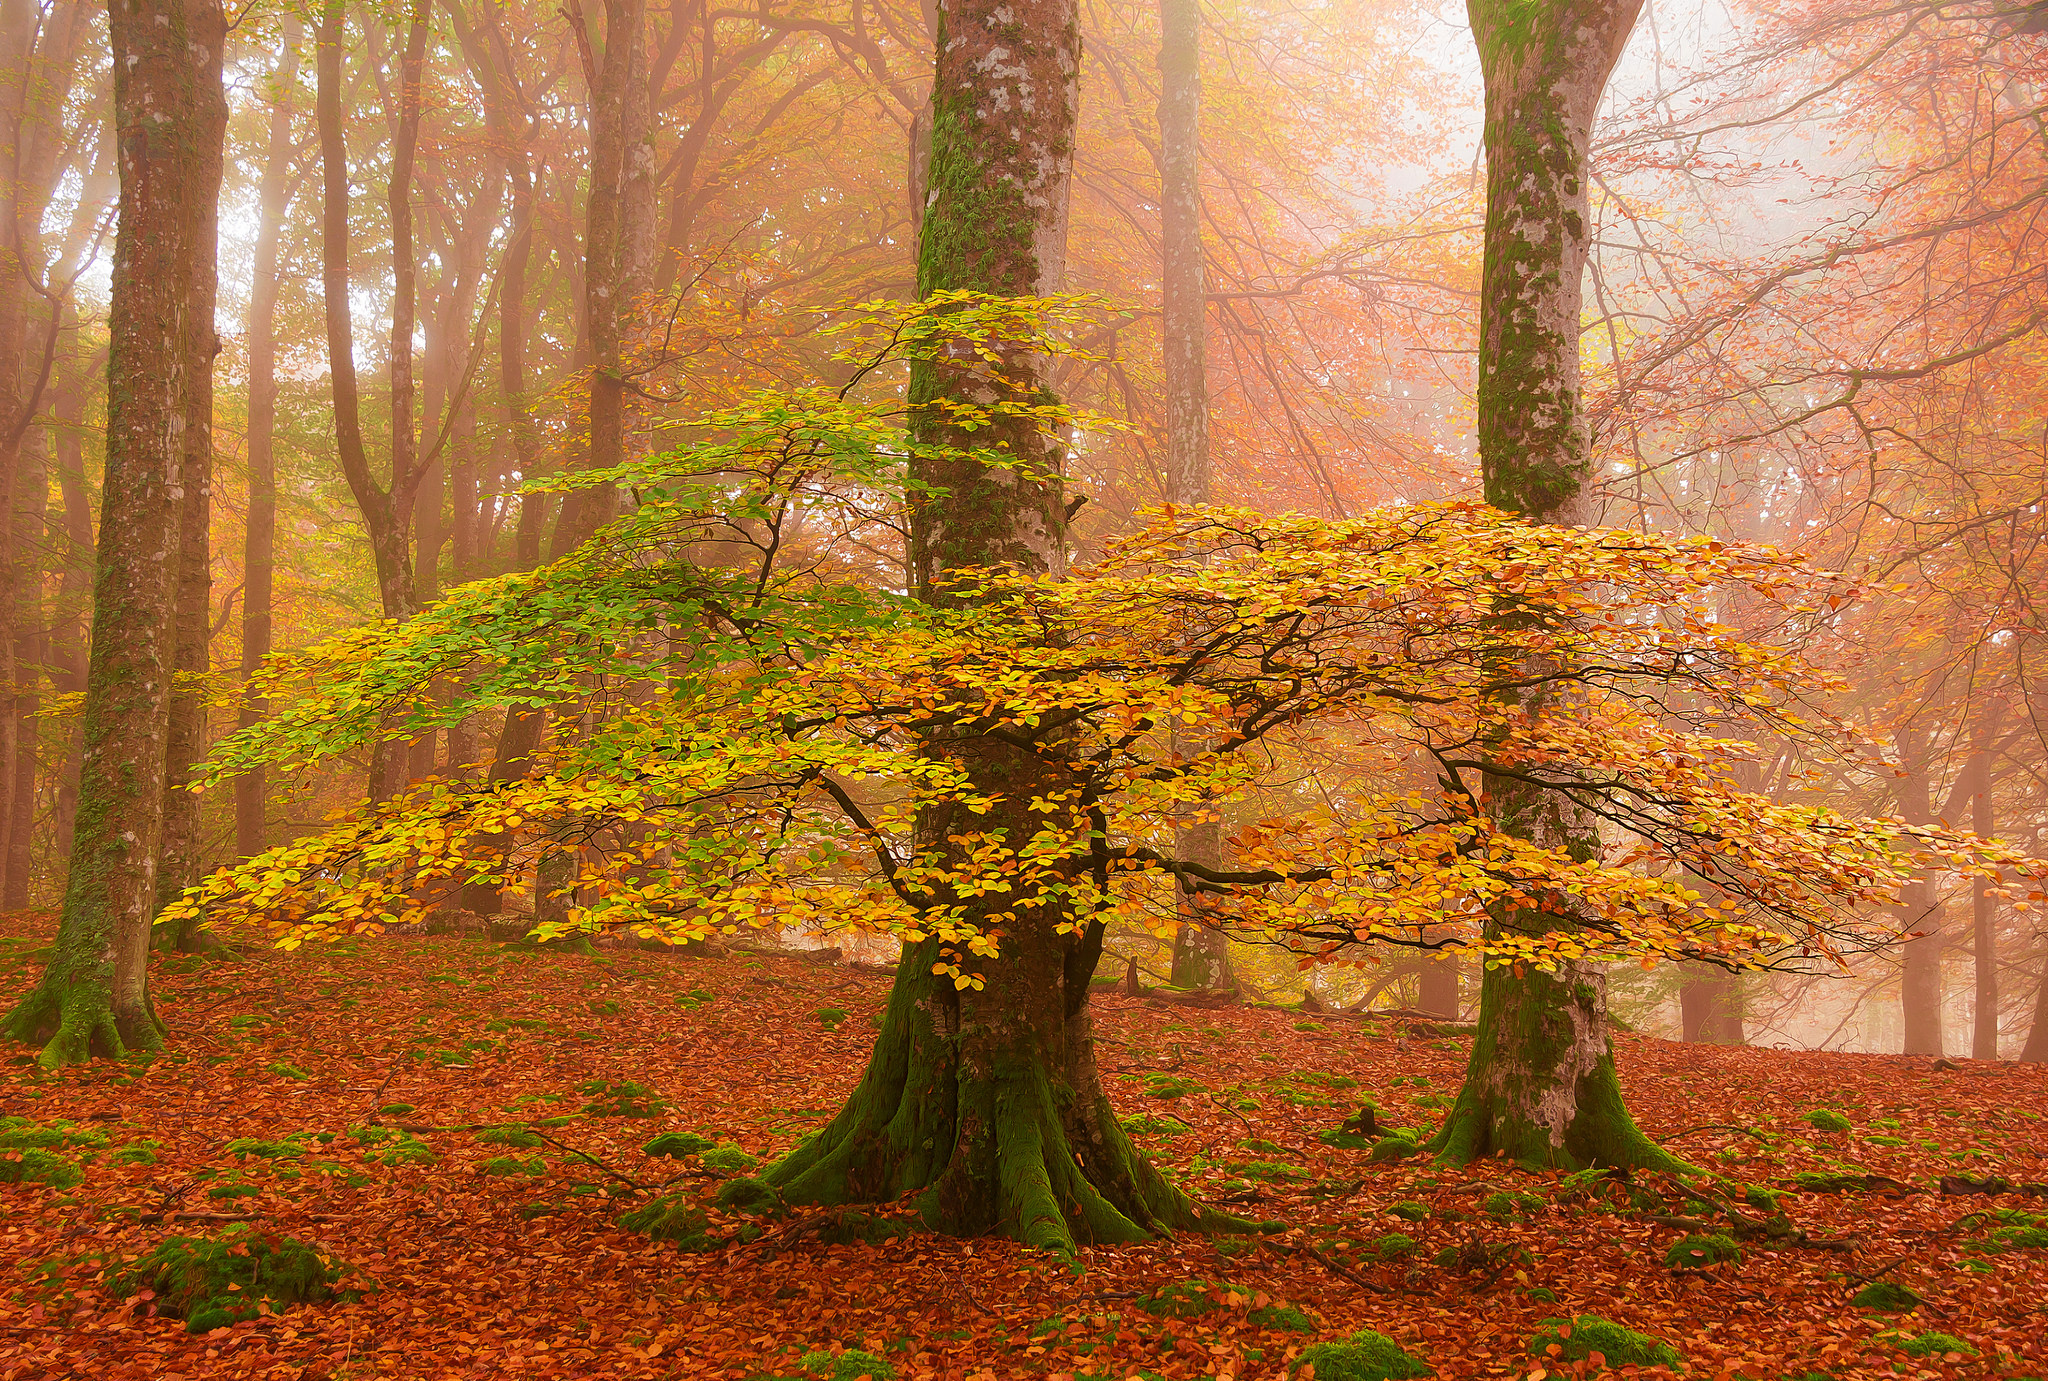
[1,911,2044,1380]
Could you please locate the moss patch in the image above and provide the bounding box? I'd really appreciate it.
[106,1225,362,1333]
[1850,1279,1922,1312]
[1663,1233,1741,1269]
[1528,1315,1681,1369]
[1289,1329,1429,1380]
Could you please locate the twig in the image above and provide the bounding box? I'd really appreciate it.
[1208,1092,1256,1136]
[1288,1238,1389,1295]
[1658,1124,1774,1144]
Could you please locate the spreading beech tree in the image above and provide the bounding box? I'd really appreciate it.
[170,295,2044,1249]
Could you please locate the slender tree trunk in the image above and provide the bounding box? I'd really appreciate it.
[1679,964,1741,1043]
[1426,0,1675,1172]
[3,0,225,1064]
[2021,933,2048,1063]
[1895,733,1944,1057]
[5,429,44,906]
[1418,956,1460,1019]
[1969,745,1998,1059]
[316,4,416,627]
[464,0,639,914]
[766,0,1217,1253]
[1157,0,1231,993]
[236,21,299,860]
[47,361,94,866]
[318,0,419,804]
[157,31,229,949]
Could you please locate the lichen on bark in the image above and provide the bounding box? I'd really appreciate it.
[761,0,1235,1252]
[1430,0,1681,1173]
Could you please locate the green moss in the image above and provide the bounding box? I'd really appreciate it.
[815,1007,848,1030]
[701,1144,761,1174]
[1375,1233,1418,1258]
[576,1079,666,1118]
[643,1131,714,1159]
[481,1155,545,1177]
[223,1135,314,1161]
[1850,1279,1921,1311]
[1368,1136,1419,1163]
[796,1350,894,1381]
[1137,1280,1245,1319]
[1119,1113,1181,1139]
[1663,1233,1741,1269]
[476,1128,543,1149]
[112,1141,160,1167]
[0,1148,85,1188]
[266,1061,310,1080]
[1804,1109,1853,1133]
[1288,1329,1429,1380]
[1889,1331,1976,1359]
[1141,1073,1202,1100]
[1527,1315,1682,1369]
[106,1225,361,1332]
[1248,1302,1318,1333]
[0,1116,110,1150]
[349,1126,434,1167]
[716,1175,785,1214]
[1389,1199,1431,1221]
[619,1194,716,1249]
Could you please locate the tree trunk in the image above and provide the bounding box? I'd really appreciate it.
[157,31,229,949]
[316,2,417,623]
[1969,745,1998,1059]
[463,0,639,914]
[1895,732,1943,1057]
[5,429,44,907]
[1426,0,1675,1172]
[1679,964,1742,1044]
[4,0,225,1064]
[2021,934,2048,1064]
[1418,955,1460,1019]
[767,0,1216,1251]
[1157,0,1231,994]
[236,20,298,860]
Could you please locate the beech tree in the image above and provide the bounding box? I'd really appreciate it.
[1422,0,1668,1169]
[3,0,226,1064]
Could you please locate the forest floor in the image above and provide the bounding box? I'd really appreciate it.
[1,911,2045,1381]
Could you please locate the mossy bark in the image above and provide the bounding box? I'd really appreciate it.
[767,927,1223,1251]
[771,0,1227,1252]
[3,0,226,1066]
[1433,0,1670,1171]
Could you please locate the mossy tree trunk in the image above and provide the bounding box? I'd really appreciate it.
[767,0,1218,1252]
[1427,0,1688,1172]
[3,0,226,1065]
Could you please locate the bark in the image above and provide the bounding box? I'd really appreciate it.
[1968,745,1998,1059]
[318,0,421,803]
[1157,0,1231,994]
[158,9,230,949]
[46,358,96,865]
[1427,0,1676,1173]
[316,3,418,625]
[1679,964,1742,1044]
[4,0,225,1064]
[2021,935,2048,1063]
[5,429,43,906]
[1418,955,1460,1020]
[236,21,300,860]
[464,0,641,913]
[0,0,90,903]
[767,0,1221,1253]
[1894,731,1944,1057]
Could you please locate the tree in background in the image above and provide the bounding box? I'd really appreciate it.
[2,0,226,1063]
